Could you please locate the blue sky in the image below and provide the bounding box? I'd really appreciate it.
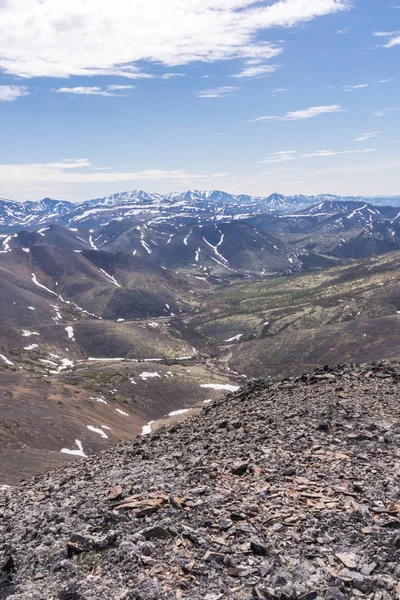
[0,0,399,202]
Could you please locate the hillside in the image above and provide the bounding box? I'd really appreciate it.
[1,362,399,599]
[0,356,239,485]
[188,250,400,378]
[247,201,400,261]
[3,227,400,484]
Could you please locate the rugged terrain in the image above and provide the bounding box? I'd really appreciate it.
[188,250,400,377]
[1,362,399,599]
[2,190,400,484]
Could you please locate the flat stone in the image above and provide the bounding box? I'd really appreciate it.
[231,461,249,475]
[250,541,268,556]
[140,526,170,540]
[335,552,358,569]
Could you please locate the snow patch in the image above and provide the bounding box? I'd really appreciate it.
[139,371,161,380]
[65,326,75,341]
[0,354,14,366]
[22,330,40,337]
[90,396,107,404]
[116,409,129,417]
[225,334,243,342]
[142,420,155,435]
[168,409,190,417]
[61,439,86,458]
[99,268,121,288]
[32,273,57,296]
[87,425,108,439]
[89,234,98,250]
[200,383,240,392]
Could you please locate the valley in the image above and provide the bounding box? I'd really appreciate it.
[1,189,400,484]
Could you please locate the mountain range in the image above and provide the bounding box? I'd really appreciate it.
[1,187,400,485]
[1,190,400,232]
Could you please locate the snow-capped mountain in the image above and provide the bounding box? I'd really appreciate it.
[0,189,400,233]
[0,197,74,230]
[85,190,158,207]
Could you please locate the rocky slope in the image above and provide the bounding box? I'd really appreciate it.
[1,362,399,599]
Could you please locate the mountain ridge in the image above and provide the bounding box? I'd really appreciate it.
[1,191,400,233]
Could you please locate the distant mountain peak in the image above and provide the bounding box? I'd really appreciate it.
[0,189,400,233]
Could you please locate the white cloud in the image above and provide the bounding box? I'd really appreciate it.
[0,85,29,102]
[232,64,278,78]
[343,78,393,92]
[250,104,344,122]
[343,83,369,92]
[383,36,400,47]
[0,158,209,200]
[373,30,400,47]
[55,86,113,96]
[0,160,204,184]
[375,78,395,84]
[160,73,186,80]
[0,0,351,79]
[374,107,399,117]
[302,148,376,158]
[48,159,92,169]
[272,88,288,93]
[259,150,297,163]
[354,131,379,142]
[106,84,135,91]
[197,86,239,98]
[260,147,376,163]
[54,85,134,96]
[373,30,400,37]
[336,27,349,34]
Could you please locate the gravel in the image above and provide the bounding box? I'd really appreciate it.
[1,361,400,599]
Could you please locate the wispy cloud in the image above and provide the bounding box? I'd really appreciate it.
[0,85,29,102]
[373,30,400,47]
[260,148,376,163]
[374,107,399,117]
[160,73,186,80]
[0,0,351,79]
[197,86,239,98]
[354,131,379,142]
[232,63,278,78]
[48,159,92,169]
[373,30,400,36]
[0,158,205,184]
[259,150,297,163]
[54,85,134,96]
[336,27,349,34]
[250,105,344,123]
[272,88,288,93]
[376,78,395,84]
[343,78,394,92]
[2,158,253,201]
[212,172,230,178]
[106,85,135,91]
[343,83,369,92]
[303,148,376,158]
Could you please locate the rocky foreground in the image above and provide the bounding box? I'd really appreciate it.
[1,362,400,600]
